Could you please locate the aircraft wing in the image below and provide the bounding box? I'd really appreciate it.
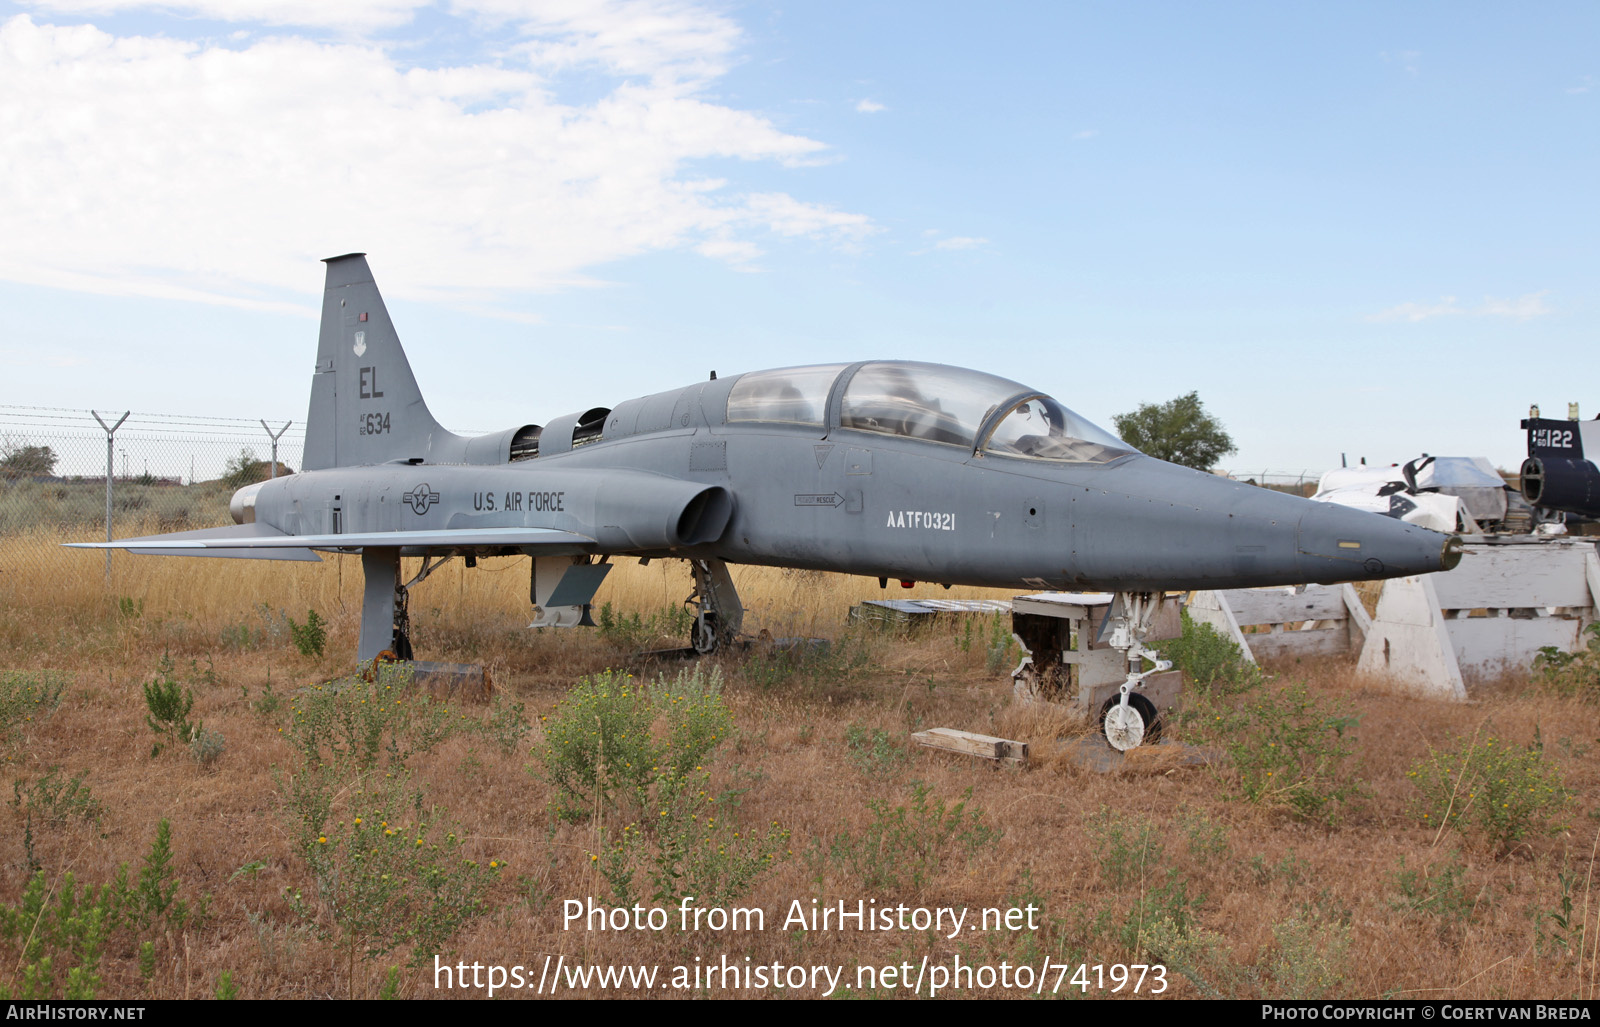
[65,523,595,559]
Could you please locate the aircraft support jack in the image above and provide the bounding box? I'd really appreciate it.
[1097,591,1173,751]
[687,557,744,654]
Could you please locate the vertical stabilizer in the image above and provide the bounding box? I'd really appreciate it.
[304,254,461,470]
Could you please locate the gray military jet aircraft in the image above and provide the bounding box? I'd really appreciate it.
[72,254,1462,748]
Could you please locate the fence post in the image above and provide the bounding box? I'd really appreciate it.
[92,410,130,584]
[260,420,291,479]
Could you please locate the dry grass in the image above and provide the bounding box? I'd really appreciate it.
[2,534,1599,1000]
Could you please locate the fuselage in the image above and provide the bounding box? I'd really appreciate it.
[240,363,1459,591]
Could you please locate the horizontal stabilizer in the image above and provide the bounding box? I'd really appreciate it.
[66,525,594,556]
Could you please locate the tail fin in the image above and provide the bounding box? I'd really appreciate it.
[303,253,463,470]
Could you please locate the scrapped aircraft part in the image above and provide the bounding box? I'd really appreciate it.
[1521,456,1600,517]
[530,557,612,629]
[688,558,743,654]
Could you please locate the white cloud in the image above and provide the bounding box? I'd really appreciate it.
[1480,291,1552,319]
[1380,49,1421,77]
[911,229,987,255]
[0,8,870,309]
[854,98,884,113]
[1367,296,1463,322]
[20,0,423,32]
[1072,128,1097,140]
[1567,75,1593,95]
[1367,291,1551,323]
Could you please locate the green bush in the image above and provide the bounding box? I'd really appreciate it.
[595,603,693,651]
[1390,851,1476,924]
[1163,611,1264,694]
[843,724,910,778]
[539,666,731,820]
[1408,731,1571,851]
[189,727,225,768]
[540,666,789,906]
[592,772,790,908]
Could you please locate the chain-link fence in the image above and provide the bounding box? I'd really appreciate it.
[1219,469,1327,496]
[0,406,307,578]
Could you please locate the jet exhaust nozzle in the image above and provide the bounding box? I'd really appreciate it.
[229,482,266,525]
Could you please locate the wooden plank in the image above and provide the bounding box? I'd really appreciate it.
[1430,543,1594,610]
[913,728,1027,766]
[1243,628,1350,661]
[1220,586,1345,626]
[1444,615,1584,683]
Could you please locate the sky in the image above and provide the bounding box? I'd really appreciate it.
[0,0,1594,478]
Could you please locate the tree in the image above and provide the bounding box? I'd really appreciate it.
[221,447,292,487]
[0,441,58,479]
[1112,391,1237,471]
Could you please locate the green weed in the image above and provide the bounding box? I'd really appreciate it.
[0,819,203,999]
[0,670,68,741]
[1391,851,1476,924]
[284,664,457,773]
[481,696,530,755]
[1408,729,1571,851]
[539,666,730,820]
[188,726,225,768]
[828,781,999,892]
[843,724,910,778]
[10,768,103,825]
[1187,681,1360,824]
[142,658,198,758]
[1534,622,1600,701]
[288,609,328,658]
[595,602,693,651]
[282,771,500,991]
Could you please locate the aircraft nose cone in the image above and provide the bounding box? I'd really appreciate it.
[1294,500,1459,583]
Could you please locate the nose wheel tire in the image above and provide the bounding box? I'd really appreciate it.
[1100,694,1160,751]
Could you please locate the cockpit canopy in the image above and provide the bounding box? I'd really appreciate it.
[726,361,1134,464]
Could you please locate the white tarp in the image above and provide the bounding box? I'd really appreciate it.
[1312,456,1509,532]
